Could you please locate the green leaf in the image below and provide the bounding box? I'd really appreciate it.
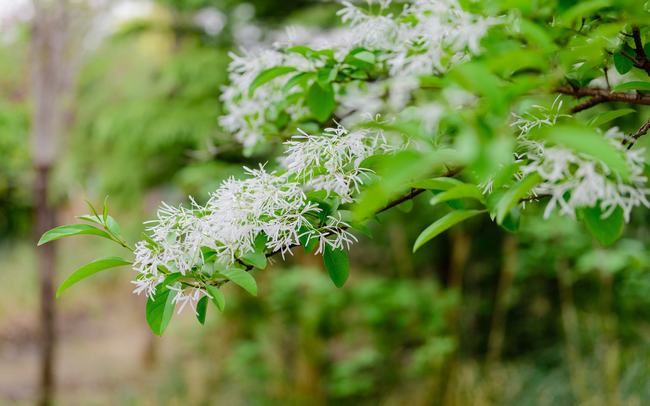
[613,52,633,75]
[323,245,349,288]
[352,50,376,64]
[559,0,610,26]
[241,235,268,270]
[307,82,335,123]
[413,210,484,252]
[611,81,650,92]
[78,214,123,237]
[588,108,635,127]
[205,285,225,311]
[534,125,630,180]
[411,177,464,191]
[145,278,179,336]
[282,72,312,93]
[196,296,208,325]
[429,184,485,207]
[494,173,542,224]
[299,228,319,253]
[218,266,258,296]
[38,224,112,246]
[581,205,624,246]
[248,66,296,96]
[56,256,131,298]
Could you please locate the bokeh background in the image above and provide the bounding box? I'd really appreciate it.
[2,0,650,405]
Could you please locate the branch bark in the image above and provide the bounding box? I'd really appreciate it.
[556,85,650,113]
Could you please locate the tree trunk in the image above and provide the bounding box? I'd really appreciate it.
[31,2,69,404]
[34,166,57,406]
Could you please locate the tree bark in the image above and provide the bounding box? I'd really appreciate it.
[34,166,57,406]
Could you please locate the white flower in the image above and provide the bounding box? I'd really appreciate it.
[282,123,396,202]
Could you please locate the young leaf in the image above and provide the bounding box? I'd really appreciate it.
[411,177,464,191]
[307,82,335,123]
[78,214,123,237]
[205,285,225,311]
[611,81,650,92]
[282,72,312,93]
[56,256,131,298]
[588,108,635,127]
[323,245,349,288]
[196,296,208,325]
[218,266,258,296]
[249,66,296,96]
[581,205,624,246]
[429,184,485,207]
[413,210,484,252]
[494,173,542,224]
[535,125,630,180]
[38,224,112,246]
[145,281,178,336]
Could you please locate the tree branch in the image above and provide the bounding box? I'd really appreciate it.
[632,26,650,76]
[556,85,650,113]
[625,118,650,149]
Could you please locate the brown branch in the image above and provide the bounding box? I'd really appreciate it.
[625,118,650,149]
[556,85,650,113]
[632,26,650,76]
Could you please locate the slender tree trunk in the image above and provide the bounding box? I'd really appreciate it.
[31,2,69,404]
[34,166,57,406]
[486,235,516,364]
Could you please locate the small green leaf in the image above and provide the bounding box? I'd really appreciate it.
[56,256,131,298]
[611,81,650,92]
[282,72,312,93]
[429,184,485,207]
[102,196,109,223]
[205,285,225,311]
[249,66,296,96]
[581,205,624,246]
[241,234,268,269]
[494,173,542,224]
[307,82,335,123]
[613,52,633,75]
[145,279,179,336]
[38,224,112,246]
[411,177,464,191]
[323,245,349,288]
[78,214,123,237]
[413,210,484,252]
[196,296,208,325]
[588,108,635,127]
[352,50,376,64]
[218,266,258,296]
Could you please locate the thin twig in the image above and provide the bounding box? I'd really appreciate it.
[556,85,650,113]
[625,118,650,149]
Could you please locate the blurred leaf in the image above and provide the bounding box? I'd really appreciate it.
[323,245,349,288]
[429,184,485,207]
[494,173,541,224]
[413,210,484,252]
[307,82,335,122]
[581,205,624,246]
[588,108,635,127]
[249,66,296,96]
[411,177,463,190]
[611,81,650,92]
[56,256,131,298]
[38,224,112,246]
[558,0,610,26]
[534,125,630,180]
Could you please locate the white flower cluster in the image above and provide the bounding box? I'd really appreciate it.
[513,100,650,222]
[282,123,397,202]
[220,0,497,149]
[337,0,498,77]
[132,125,379,312]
